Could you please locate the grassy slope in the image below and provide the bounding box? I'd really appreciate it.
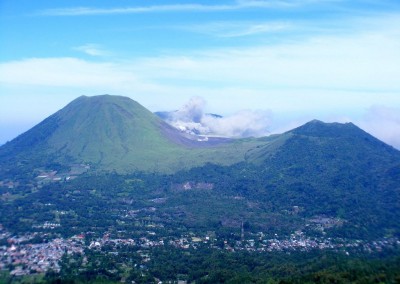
[5,97,397,176]
[48,95,296,173]
[45,95,282,172]
[0,95,287,174]
[46,95,185,171]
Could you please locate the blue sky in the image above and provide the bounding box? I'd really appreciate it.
[1,0,400,147]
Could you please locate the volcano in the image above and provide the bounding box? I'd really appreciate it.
[1,95,399,176]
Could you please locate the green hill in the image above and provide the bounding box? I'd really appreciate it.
[1,95,400,238]
[237,119,400,236]
[0,95,272,174]
[0,95,174,171]
[1,95,399,179]
[2,95,400,284]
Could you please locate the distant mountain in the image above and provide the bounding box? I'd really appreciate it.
[1,95,399,179]
[1,95,400,241]
[0,95,179,171]
[0,95,259,174]
[247,119,399,164]
[239,119,400,236]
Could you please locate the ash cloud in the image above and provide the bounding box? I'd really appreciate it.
[164,97,272,138]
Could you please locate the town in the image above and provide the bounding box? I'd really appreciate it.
[1,224,398,277]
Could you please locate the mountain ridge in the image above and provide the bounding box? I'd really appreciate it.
[1,94,400,245]
[0,95,262,173]
[1,95,399,175]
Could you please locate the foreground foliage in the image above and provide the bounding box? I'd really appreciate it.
[1,249,395,283]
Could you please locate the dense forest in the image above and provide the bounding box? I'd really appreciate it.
[1,248,400,283]
[1,161,399,240]
[1,161,400,283]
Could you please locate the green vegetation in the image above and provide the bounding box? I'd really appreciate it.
[1,95,400,283]
[1,155,399,241]
[43,249,400,283]
[1,107,400,239]
[0,95,275,173]
[2,95,399,177]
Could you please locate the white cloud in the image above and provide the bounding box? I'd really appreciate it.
[73,44,110,56]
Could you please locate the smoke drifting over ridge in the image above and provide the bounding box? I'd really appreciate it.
[156,98,400,150]
[162,97,272,138]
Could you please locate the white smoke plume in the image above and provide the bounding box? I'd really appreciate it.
[202,110,271,137]
[174,96,206,123]
[166,97,272,138]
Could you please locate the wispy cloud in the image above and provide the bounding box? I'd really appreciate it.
[1,14,399,103]
[186,21,291,38]
[236,0,301,8]
[73,44,110,56]
[134,19,400,94]
[0,57,152,90]
[39,0,338,16]
[40,4,234,16]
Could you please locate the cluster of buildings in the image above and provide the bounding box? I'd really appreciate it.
[35,164,90,185]
[32,222,61,230]
[0,164,91,202]
[85,230,400,256]
[219,231,399,254]
[233,232,357,253]
[88,234,166,251]
[0,233,84,276]
[1,224,399,277]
